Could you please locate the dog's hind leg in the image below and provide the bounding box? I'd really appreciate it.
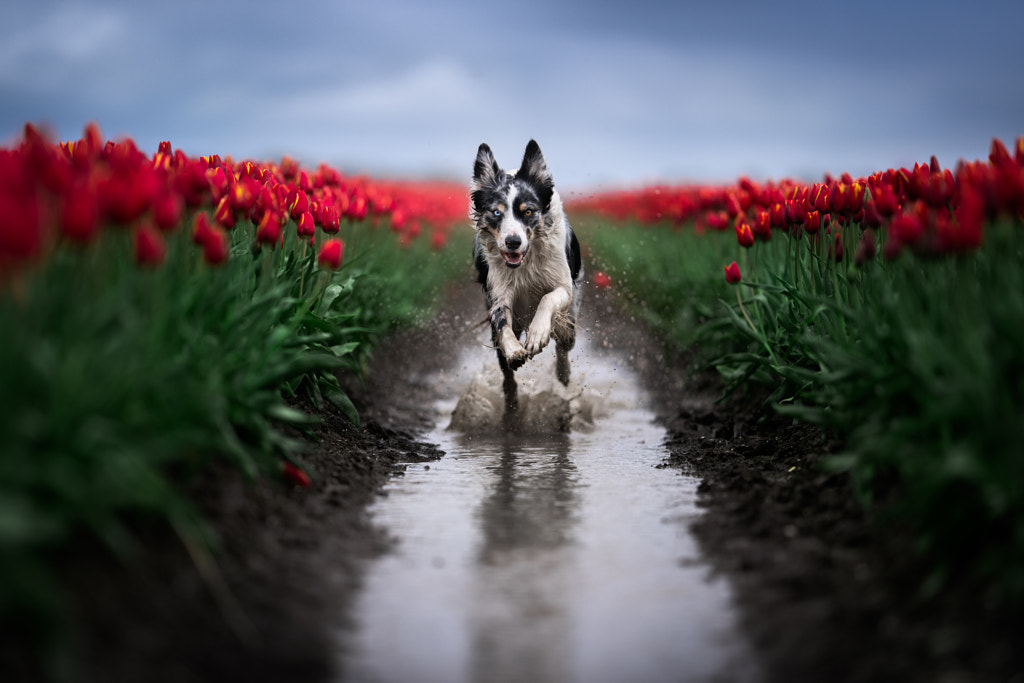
[498,352,519,430]
[553,311,577,387]
[556,345,571,387]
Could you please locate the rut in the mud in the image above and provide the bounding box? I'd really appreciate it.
[335,291,761,683]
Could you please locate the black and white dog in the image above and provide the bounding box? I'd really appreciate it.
[470,140,583,428]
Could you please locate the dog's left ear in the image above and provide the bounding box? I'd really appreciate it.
[515,139,554,212]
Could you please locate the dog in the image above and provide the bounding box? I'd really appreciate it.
[470,139,583,429]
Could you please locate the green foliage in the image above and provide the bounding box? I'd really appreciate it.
[578,219,735,351]
[0,214,469,646]
[585,214,1024,603]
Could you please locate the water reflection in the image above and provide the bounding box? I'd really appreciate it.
[467,433,578,683]
[472,433,577,564]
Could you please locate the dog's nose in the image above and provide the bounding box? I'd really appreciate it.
[504,234,522,250]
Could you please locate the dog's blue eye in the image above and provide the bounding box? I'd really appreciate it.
[493,209,502,217]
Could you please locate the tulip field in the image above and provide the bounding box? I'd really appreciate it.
[3,120,1024,668]
[577,138,1024,602]
[0,124,469,645]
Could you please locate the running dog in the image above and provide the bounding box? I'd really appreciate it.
[470,140,583,429]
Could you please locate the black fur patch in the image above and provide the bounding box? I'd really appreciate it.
[565,222,582,283]
[515,139,554,212]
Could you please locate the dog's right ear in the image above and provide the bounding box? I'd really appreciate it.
[473,143,502,187]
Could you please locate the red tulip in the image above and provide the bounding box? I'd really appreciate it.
[282,461,311,488]
[60,180,101,244]
[804,210,821,235]
[256,209,282,247]
[430,230,448,251]
[133,222,166,266]
[192,213,228,265]
[320,204,341,234]
[296,211,316,237]
[153,191,183,232]
[317,238,345,270]
[593,271,613,289]
[724,261,741,284]
[810,183,830,213]
[287,188,309,220]
[214,195,236,229]
[735,219,755,248]
[201,226,229,265]
[752,208,772,239]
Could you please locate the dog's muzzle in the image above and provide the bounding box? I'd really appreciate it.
[502,249,526,268]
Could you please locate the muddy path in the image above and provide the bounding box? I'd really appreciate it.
[14,280,1022,683]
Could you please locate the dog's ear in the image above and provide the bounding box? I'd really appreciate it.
[515,139,554,211]
[473,143,502,187]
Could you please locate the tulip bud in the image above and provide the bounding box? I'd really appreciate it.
[134,222,167,266]
[735,219,755,248]
[317,238,345,270]
[296,211,316,237]
[724,261,741,284]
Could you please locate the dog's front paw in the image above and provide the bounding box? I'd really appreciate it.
[501,335,529,369]
[525,319,552,356]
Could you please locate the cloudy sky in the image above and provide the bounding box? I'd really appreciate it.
[2,0,1022,191]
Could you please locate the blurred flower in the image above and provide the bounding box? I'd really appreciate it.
[256,209,282,247]
[214,195,236,229]
[735,219,755,248]
[593,271,613,289]
[804,210,822,235]
[60,180,100,244]
[724,261,741,284]
[153,191,183,232]
[321,205,341,234]
[287,188,309,220]
[133,222,167,266]
[192,213,228,265]
[296,211,316,237]
[282,461,311,488]
[317,238,345,270]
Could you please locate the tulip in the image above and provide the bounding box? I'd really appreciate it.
[317,238,345,270]
[804,210,821,235]
[810,183,830,213]
[593,271,613,289]
[134,222,167,266]
[296,211,316,237]
[153,191,183,232]
[256,209,282,247]
[192,213,228,265]
[287,188,309,220]
[282,461,311,488]
[752,208,772,240]
[320,205,341,234]
[735,219,755,248]
[201,226,229,265]
[213,195,236,229]
[724,261,741,284]
[61,180,101,244]
[430,230,448,251]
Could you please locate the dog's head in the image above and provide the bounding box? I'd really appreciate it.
[470,139,555,269]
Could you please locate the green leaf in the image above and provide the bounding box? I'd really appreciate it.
[322,385,360,426]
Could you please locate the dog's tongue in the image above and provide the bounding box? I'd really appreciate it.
[503,252,523,267]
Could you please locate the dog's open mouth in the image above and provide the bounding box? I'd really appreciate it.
[502,250,526,268]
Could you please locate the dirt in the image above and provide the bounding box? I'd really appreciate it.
[4,279,1023,683]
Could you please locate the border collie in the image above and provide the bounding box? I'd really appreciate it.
[470,140,583,429]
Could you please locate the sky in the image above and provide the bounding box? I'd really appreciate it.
[2,0,1022,192]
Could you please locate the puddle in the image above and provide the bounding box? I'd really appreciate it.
[337,328,760,683]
